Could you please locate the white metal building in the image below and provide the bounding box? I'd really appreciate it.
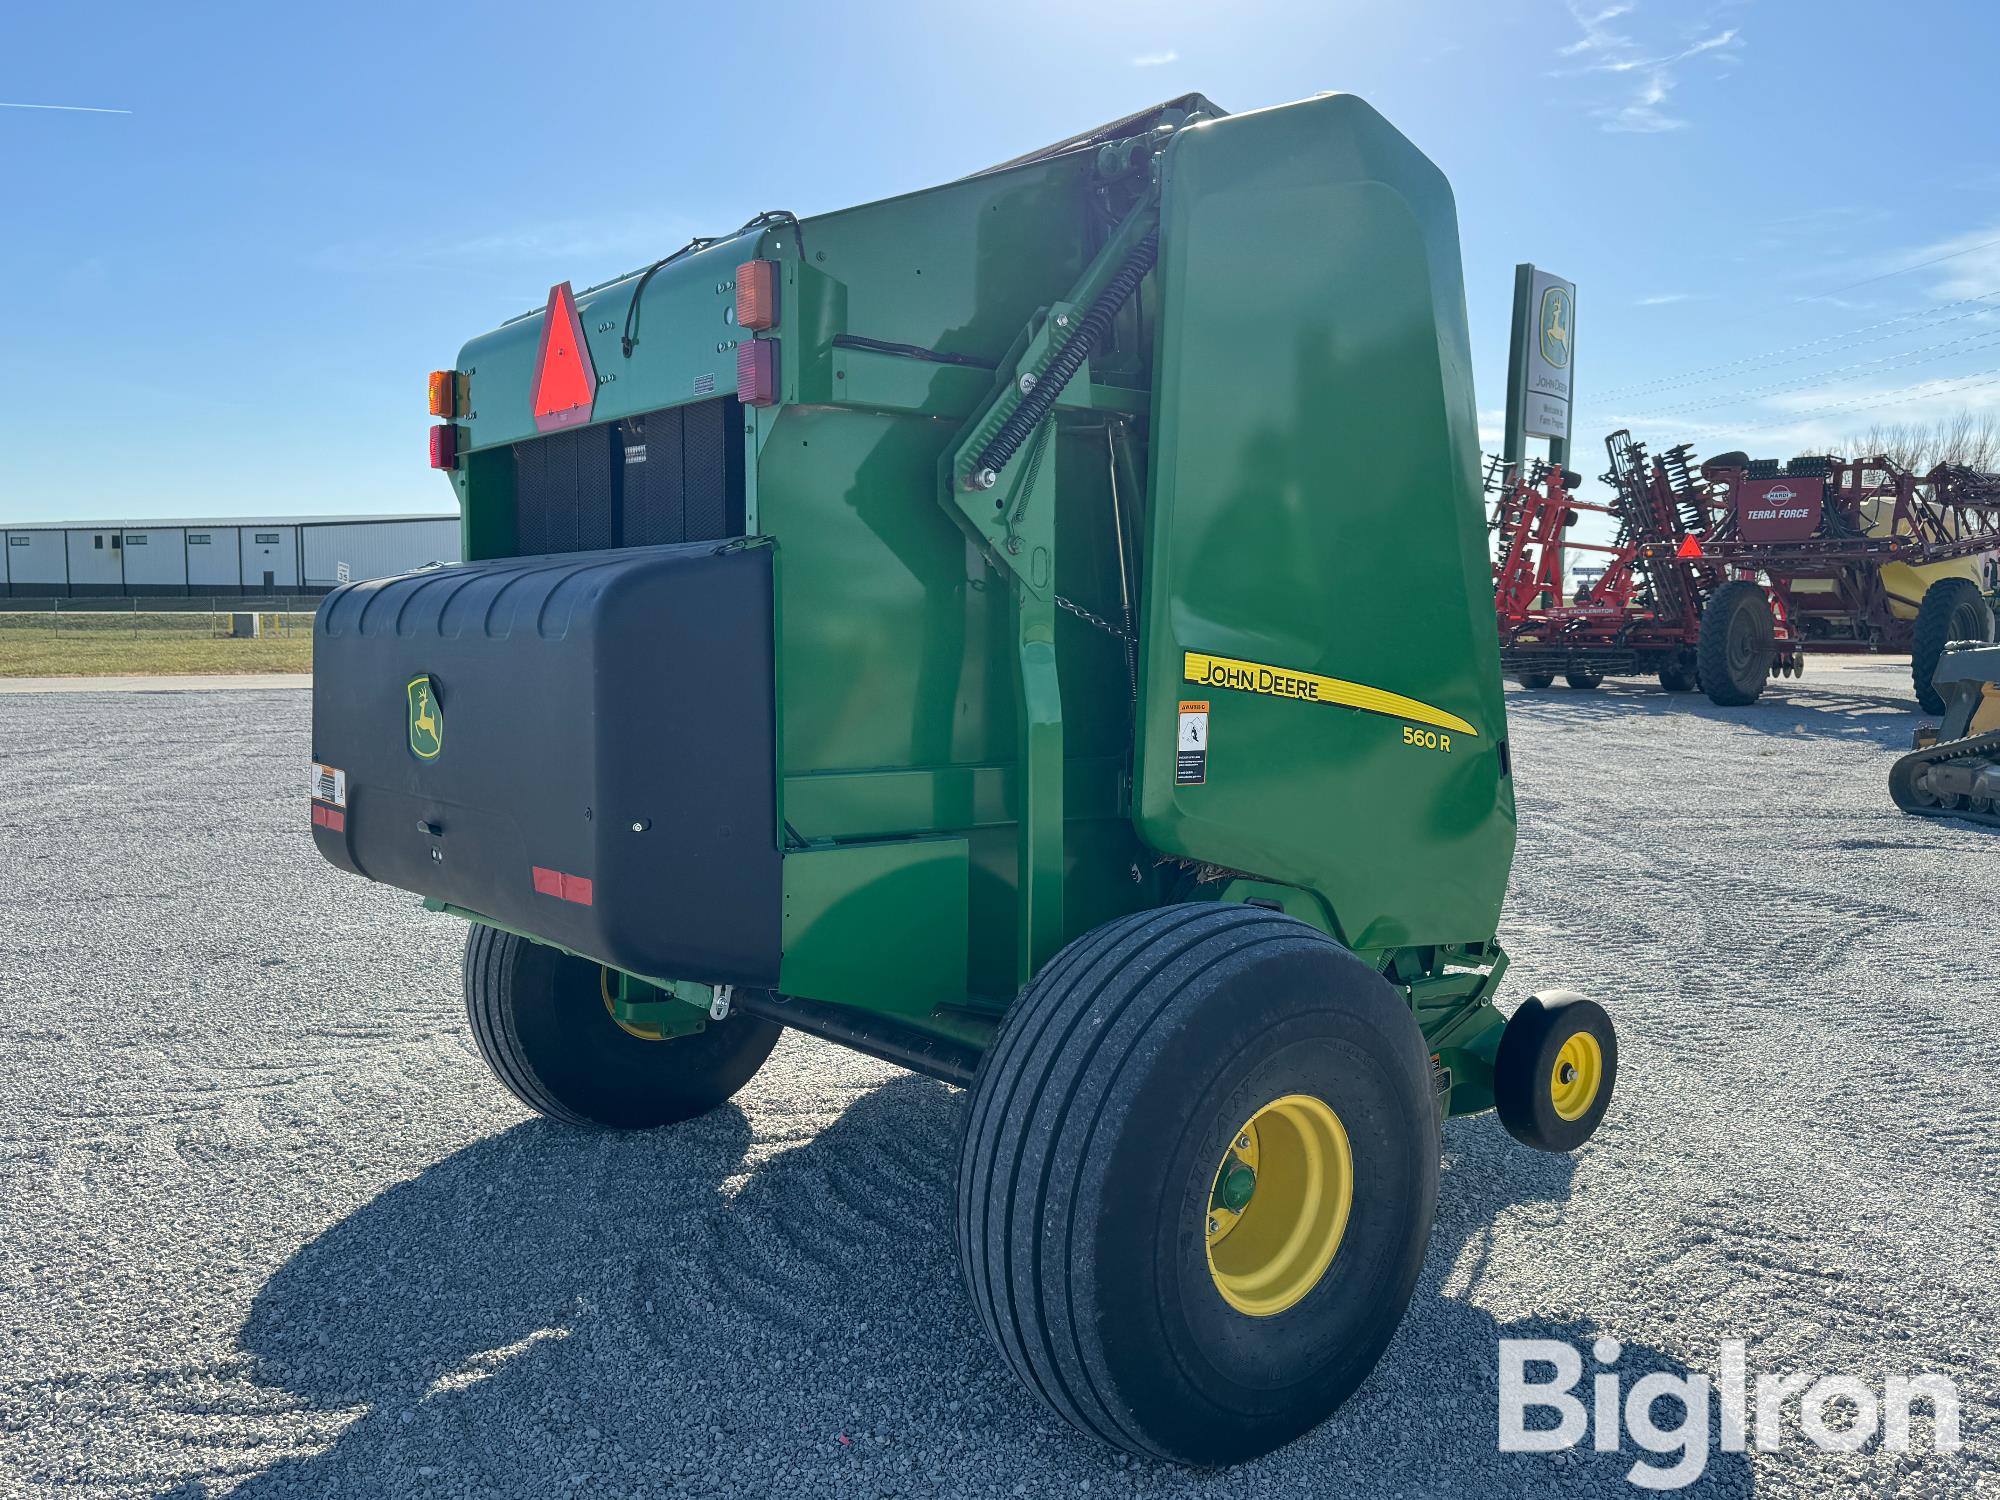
[0,514,460,598]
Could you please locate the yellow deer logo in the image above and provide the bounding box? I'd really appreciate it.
[1540,286,1572,369]
[407,675,444,760]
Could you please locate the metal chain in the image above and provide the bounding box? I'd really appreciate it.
[1055,592,1132,643]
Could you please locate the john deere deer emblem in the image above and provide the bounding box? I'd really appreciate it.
[407,674,443,760]
[1540,285,1572,369]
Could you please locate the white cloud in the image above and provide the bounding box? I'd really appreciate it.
[1131,50,1178,67]
[0,100,131,114]
[1598,374,2000,458]
[1636,292,1697,305]
[1558,3,1744,134]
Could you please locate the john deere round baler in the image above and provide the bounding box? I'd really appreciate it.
[308,92,1617,1464]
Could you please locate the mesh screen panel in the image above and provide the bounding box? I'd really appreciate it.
[512,424,617,554]
[511,398,742,553]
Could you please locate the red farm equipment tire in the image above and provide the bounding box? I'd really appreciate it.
[1658,654,1698,692]
[1698,581,1776,707]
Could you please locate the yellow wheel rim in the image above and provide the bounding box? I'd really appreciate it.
[1204,1094,1353,1318]
[1550,1032,1603,1121]
[601,966,666,1040]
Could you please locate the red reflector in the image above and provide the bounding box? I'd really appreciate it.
[735,259,779,331]
[429,424,457,470]
[531,281,598,433]
[1677,535,1704,559]
[531,865,594,906]
[737,339,778,406]
[311,803,345,832]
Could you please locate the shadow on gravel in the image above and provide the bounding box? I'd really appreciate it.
[1394,1122,1757,1498]
[217,1076,1750,1497]
[1511,677,1918,750]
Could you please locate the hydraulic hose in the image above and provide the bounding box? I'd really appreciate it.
[973,227,1159,479]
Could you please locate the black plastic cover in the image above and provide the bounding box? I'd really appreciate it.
[309,540,780,987]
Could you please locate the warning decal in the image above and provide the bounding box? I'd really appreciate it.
[1183,651,1478,738]
[1176,700,1209,785]
[310,762,348,808]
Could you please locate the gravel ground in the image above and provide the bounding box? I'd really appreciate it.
[1,663,1995,1498]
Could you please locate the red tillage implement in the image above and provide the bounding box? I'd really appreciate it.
[1490,433,1721,694]
[1492,433,2000,709]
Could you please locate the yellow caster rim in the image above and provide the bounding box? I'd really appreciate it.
[601,966,667,1040]
[1204,1093,1353,1318]
[1549,1032,1603,1121]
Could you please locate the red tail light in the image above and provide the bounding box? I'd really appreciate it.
[737,340,779,406]
[429,424,458,470]
[735,259,779,331]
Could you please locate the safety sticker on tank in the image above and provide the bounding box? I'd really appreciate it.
[1176,701,1209,785]
[1183,651,1478,737]
[310,762,347,808]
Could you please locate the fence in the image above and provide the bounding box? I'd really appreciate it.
[0,598,319,637]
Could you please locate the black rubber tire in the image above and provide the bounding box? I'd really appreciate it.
[1493,991,1617,1153]
[1658,655,1698,692]
[1698,580,1775,706]
[1912,577,1995,715]
[1564,672,1603,691]
[463,925,780,1128]
[955,904,1438,1465]
[1516,672,1556,690]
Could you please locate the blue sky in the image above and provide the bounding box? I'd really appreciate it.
[4,0,1998,521]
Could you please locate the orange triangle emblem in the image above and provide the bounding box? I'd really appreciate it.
[1677,535,1704,559]
[531,282,597,433]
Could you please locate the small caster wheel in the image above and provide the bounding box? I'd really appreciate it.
[1493,990,1616,1152]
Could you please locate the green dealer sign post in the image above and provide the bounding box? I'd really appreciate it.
[1502,263,1576,471]
[1501,263,1577,583]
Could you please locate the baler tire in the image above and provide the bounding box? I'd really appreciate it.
[1516,672,1556,690]
[1564,672,1603,691]
[1493,990,1617,1153]
[462,925,780,1129]
[954,903,1438,1465]
[1912,578,1995,715]
[1698,581,1775,707]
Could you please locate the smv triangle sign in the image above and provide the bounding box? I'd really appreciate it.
[531,281,597,433]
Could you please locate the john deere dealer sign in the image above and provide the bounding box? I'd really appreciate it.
[1516,268,1576,442]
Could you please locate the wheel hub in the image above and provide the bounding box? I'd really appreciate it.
[1204,1094,1353,1318]
[1549,1032,1603,1121]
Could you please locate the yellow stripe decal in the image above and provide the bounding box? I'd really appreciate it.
[1183,651,1478,738]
